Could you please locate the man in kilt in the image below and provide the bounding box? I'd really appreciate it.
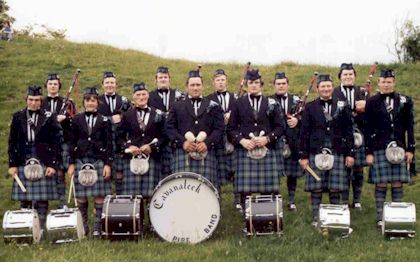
[365,69,415,228]
[117,82,166,223]
[41,73,77,208]
[149,66,184,181]
[98,71,131,194]
[68,87,113,237]
[271,72,303,211]
[206,69,237,186]
[227,69,285,212]
[8,85,62,228]
[299,74,355,226]
[333,63,367,210]
[166,69,224,188]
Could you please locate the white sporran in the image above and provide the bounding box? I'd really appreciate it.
[353,128,363,149]
[247,147,268,160]
[385,141,405,164]
[282,143,292,159]
[24,158,44,181]
[130,153,150,175]
[315,148,334,171]
[78,163,98,187]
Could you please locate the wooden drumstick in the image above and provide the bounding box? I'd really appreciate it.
[72,176,77,207]
[68,175,74,204]
[13,174,27,192]
[299,161,321,181]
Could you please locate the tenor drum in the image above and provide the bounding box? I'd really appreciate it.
[382,202,416,237]
[245,195,283,236]
[3,209,41,244]
[318,204,351,236]
[101,195,143,241]
[149,172,221,244]
[46,207,85,244]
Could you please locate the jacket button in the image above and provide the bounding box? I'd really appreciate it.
[142,134,145,137]
[195,121,198,124]
[254,123,258,126]
[327,127,330,131]
[88,137,91,141]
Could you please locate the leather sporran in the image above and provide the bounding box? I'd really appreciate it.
[385,141,405,164]
[247,147,268,160]
[353,128,363,149]
[130,153,150,175]
[78,163,98,187]
[314,148,334,171]
[282,143,292,159]
[24,158,44,181]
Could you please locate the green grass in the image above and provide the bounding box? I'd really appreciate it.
[0,36,420,262]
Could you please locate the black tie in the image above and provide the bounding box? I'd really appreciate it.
[158,89,169,94]
[217,91,227,96]
[343,85,354,90]
[380,92,395,100]
[106,94,116,99]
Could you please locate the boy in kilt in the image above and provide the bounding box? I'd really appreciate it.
[67,87,113,237]
[271,72,303,211]
[117,83,166,221]
[98,71,131,194]
[227,69,285,211]
[365,69,415,228]
[8,85,62,228]
[166,70,224,188]
[333,63,367,210]
[299,74,355,226]
[206,69,237,186]
[149,66,184,181]
[41,73,77,208]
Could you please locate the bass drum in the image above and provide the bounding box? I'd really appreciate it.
[149,172,220,244]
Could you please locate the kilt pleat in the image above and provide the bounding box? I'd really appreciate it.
[234,148,280,194]
[368,150,410,184]
[170,148,219,188]
[305,154,347,192]
[122,157,161,197]
[74,157,112,198]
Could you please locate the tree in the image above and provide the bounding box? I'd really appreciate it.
[0,0,15,30]
[388,18,420,63]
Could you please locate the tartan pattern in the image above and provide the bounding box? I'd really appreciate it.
[59,142,70,170]
[112,157,125,173]
[368,149,410,184]
[304,153,347,192]
[353,147,367,169]
[215,147,236,185]
[275,139,285,174]
[74,157,112,198]
[234,148,280,194]
[283,157,304,178]
[170,148,219,188]
[160,145,173,181]
[122,157,161,197]
[12,165,59,201]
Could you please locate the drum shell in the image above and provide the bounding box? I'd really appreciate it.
[46,208,84,244]
[245,195,283,236]
[383,202,416,236]
[101,195,143,240]
[318,204,350,235]
[2,209,41,244]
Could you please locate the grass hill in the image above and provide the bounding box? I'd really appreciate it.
[0,36,419,261]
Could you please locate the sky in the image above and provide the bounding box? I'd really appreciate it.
[7,0,420,65]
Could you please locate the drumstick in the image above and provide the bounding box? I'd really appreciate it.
[13,174,27,192]
[124,138,158,153]
[298,161,321,181]
[68,175,74,204]
[72,176,77,207]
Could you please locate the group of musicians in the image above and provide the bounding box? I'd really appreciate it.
[7,64,415,237]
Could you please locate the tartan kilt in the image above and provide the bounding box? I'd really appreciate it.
[353,146,367,169]
[275,139,285,175]
[283,157,304,178]
[305,154,347,192]
[59,142,70,170]
[368,149,410,184]
[170,148,219,188]
[234,148,280,194]
[122,157,161,198]
[112,156,125,173]
[160,145,173,181]
[74,157,112,198]
[216,147,236,185]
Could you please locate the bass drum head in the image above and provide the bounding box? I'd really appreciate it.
[150,172,220,244]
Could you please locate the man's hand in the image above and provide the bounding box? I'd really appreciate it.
[103,165,111,179]
[240,139,256,151]
[287,116,298,128]
[355,100,366,113]
[140,144,152,155]
[299,159,309,170]
[196,142,208,153]
[183,141,197,152]
[345,156,355,168]
[366,154,374,166]
[8,167,18,178]
[57,114,66,123]
[112,114,122,124]
[45,167,56,177]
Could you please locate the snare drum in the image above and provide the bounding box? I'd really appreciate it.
[3,209,41,244]
[46,207,85,244]
[318,204,351,236]
[382,202,416,237]
[149,172,221,244]
[101,195,143,241]
[245,195,283,236]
